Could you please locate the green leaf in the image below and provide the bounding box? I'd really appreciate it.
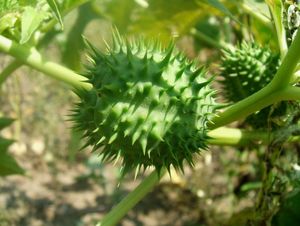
[46,0,64,29]
[272,190,300,226]
[0,151,24,176]
[0,117,14,130]
[62,2,97,70]
[0,13,18,34]
[0,117,24,176]
[199,0,239,23]
[128,0,203,40]
[0,0,19,15]
[201,0,233,17]
[0,137,14,151]
[20,6,50,44]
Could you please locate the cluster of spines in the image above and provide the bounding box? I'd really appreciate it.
[219,42,286,128]
[71,32,219,174]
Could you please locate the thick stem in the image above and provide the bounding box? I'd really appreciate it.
[270,29,300,88]
[210,85,300,129]
[97,170,162,226]
[207,127,271,146]
[280,86,300,100]
[0,35,91,90]
[210,84,274,129]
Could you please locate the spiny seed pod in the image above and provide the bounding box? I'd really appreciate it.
[71,32,219,174]
[220,42,280,102]
[219,42,285,128]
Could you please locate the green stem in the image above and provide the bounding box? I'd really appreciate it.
[97,170,163,226]
[0,35,91,90]
[280,86,300,100]
[207,127,271,146]
[271,29,300,88]
[210,84,273,129]
[240,2,272,28]
[190,28,229,50]
[207,126,300,146]
[0,60,22,86]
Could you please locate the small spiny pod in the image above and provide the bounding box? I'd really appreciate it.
[219,42,286,128]
[71,31,219,175]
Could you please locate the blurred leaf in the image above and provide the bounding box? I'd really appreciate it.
[0,118,24,176]
[62,2,98,70]
[0,13,18,34]
[0,0,18,15]
[193,17,221,49]
[202,0,232,17]
[128,0,203,41]
[19,0,43,6]
[61,0,91,13]
[0,150,24,176]
[0,137,14,151]
[105,0,137,33]
[20,6,50,44]
[46,0,64,29]
[272,190,300,226]
[0,117,14,130]
[244,0,271,19]
[240,181,262,192]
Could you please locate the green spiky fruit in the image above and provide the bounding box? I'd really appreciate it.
[220,42,280,102]
[71,33,219,174]
[219,42,285,128]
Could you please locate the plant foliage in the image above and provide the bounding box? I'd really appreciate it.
[0,117,24,176]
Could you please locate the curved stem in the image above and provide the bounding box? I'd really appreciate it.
[240,2,272,28]
[210,84,274,129]
[0,60,22,86]
[190,28,229,50]
[210,85,300,129]
[97,170,163,226]
[0,35,91,90]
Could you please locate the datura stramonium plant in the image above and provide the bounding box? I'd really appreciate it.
[219,42,286,128]
[71,32,220,174]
